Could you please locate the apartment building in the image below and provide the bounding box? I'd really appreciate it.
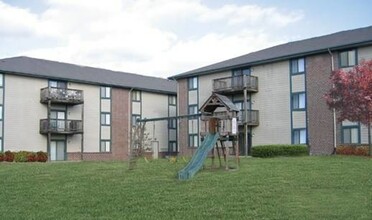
[0,56,177,161]
[170,26,372,155]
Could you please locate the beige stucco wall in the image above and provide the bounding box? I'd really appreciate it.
[132,102,141,115]
[169,105,176,117]
[188,90,198,105]
[4,75,47,151]
[69,82,100,152]
[198,71,231,106]
[291,74,305,93]
[67,134,83,152]
[358,45,372,61]
[0,88,3,105]
[101,126,111,140]
[251,61,291,145]
[141,92,169,152]
[101,99,111,112]
[293,111,306,128]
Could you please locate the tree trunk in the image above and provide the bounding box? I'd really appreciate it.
[368,122,371,156]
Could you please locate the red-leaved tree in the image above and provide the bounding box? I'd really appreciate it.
[325,59,372,156]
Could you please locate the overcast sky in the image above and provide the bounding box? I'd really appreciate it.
[0,0,371,78]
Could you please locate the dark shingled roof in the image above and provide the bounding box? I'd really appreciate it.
[0,56,176,94]
[171,26,372,79]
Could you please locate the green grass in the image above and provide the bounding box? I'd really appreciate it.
[0,156,371,220]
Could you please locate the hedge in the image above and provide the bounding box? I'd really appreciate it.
[252,144,309,158]
[336,145,369,156]
[0,151,48,162]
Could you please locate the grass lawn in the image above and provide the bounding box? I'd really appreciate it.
[0,156,371,219]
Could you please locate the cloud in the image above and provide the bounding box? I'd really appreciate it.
[0,1,39,36]
[0,0,304,77]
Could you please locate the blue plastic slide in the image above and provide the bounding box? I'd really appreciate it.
[178,133,219,180]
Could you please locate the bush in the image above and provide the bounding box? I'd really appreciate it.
[252,145,308,158]
[336,145,369,156]
[27,152,38,162]
[4,151,15,162]
[2,151,48,162]
[14,151,29,162]
[36,151,48,162]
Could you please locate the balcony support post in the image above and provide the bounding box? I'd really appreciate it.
[81,104,84,161]
[47,100,51,162]
[243,85,248,157]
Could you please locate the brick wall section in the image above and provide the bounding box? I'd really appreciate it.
[178,79,192,156]
[67,88,130,161]
[111,88,130,160]
[68,152,113,161]
[306,53,335,154]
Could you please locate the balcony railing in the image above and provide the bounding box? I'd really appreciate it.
[237,110,259,126]
[40,87,84,104]
[201,110,259,126]
[213,75,258,94]
[40,119,83,134]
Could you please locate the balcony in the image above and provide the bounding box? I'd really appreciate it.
[40,119,83,134]
[201,110,259,126]
[237,110,259,126]
[213,75,258,94]
[40,87,84,104]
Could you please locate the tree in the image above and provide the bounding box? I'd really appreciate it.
[129,121,151,170]
[325,59,372,156]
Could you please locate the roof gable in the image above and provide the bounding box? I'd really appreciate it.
[199,93,239,113]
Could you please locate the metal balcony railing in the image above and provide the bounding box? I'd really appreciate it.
[213,75,258,94]
[40,87,84,104]
[40,119,83,134]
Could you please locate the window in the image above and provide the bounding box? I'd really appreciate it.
[188,105,198,115]
[0,106,2,120]
[100,140,111,152]
[293,129,306,144]
[132,90,141,101]
[188,77,198,90]
[101,113,111,125]
[189,134,198,147]
[169,118,177,129]
[100,87,111,98]
[342,126,359,144]
[132,114,141,126]
[169,141,177,152]
[0,74,3,87]
[49,80,67,88]
[291,58,305,74]
[339,50,356,68]
[169,95,176,105]
[233,68,251,76]
[292,92,306,110]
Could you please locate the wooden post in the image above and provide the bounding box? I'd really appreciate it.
[80,103,84,161]
[368,122,371,156]
[234,137,239,169]
[47,100,51,162]
[243,86,248,156]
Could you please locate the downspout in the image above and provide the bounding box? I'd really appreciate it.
[328,48,337,152]
[128,88,134,159]
[170,77,179,155]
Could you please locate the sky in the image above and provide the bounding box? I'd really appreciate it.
[0,0,371,78]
